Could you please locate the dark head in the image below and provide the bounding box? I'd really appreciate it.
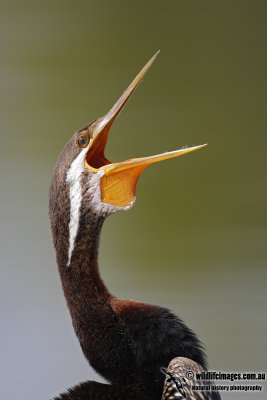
[49,52,206,268]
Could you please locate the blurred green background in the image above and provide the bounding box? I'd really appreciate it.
[1,1,266,399]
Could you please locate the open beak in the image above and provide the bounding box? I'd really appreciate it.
[84,51,207,208]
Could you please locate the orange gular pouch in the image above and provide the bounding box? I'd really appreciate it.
[98,144,207,209]
[100,165,147,208]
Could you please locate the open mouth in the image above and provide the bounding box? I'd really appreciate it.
[83,52,207,208]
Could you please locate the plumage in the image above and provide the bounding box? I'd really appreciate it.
[162,357,221,400]
[49,53,219,400]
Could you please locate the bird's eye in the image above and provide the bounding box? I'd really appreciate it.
[77,135,89,148]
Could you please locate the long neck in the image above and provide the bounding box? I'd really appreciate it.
[55,205,111,321]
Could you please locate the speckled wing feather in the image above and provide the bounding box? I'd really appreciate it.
[162,357,221,400]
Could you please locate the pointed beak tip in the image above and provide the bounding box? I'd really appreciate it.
[193,143,208,150]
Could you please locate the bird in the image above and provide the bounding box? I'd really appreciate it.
[162,357,221,399]
[49,51,220,400]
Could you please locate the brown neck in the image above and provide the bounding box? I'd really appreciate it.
[55,205,111,319]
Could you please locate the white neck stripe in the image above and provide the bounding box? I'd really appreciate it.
[66,146,89,266]
[65,144,135,267]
